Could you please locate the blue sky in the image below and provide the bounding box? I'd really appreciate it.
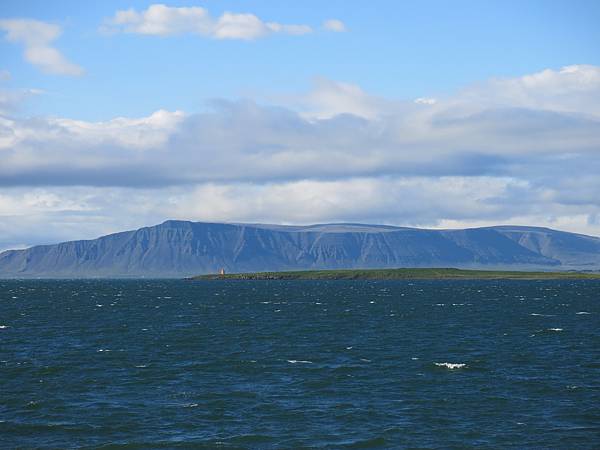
[2,0,600,119]
[1,1,600,249]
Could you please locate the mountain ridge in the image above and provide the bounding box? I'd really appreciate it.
[1,220,599,278]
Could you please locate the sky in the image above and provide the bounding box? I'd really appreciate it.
[1,0,600,251]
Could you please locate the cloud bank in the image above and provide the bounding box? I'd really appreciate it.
[0,19,84,76]
[0,65,599,248]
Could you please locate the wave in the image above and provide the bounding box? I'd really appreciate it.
[434,362,466,369]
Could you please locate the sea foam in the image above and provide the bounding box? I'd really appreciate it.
[435,362,466,369]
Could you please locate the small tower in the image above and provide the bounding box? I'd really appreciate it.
[219,267,225,276]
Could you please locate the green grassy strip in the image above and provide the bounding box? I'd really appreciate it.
[190,267,600,280]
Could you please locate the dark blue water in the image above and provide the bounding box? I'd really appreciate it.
[1,280,599,448]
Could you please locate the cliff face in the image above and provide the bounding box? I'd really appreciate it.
[0,221,599,278]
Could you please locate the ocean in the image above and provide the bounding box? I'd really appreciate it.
[1,279,599,448]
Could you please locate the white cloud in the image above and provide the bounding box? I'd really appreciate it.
[415,97,437,105]
[455,64,600,117]
[49,109,186,149]
[107,4,212,36]
[0,108,185,153]
[2,174,600,251]
[0,19,84,76]
[298,77,387,119]
[167,177,517,225]
[0,87,42,115]
[103,4,313,40]
[322,19,346,32]
[264,22,312,36]
[1,65,600,245]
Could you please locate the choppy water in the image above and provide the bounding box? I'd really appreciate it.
[1,279,599,448]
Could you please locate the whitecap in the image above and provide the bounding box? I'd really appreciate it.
[576,311,590,315]
[0,325,9,329]
[435,362,466,369]
[287,360,313,364]
[548,328,563,332]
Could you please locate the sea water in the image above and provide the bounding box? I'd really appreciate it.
[1,279,599,448]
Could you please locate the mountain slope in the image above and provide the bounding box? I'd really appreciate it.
[0,220,599,278]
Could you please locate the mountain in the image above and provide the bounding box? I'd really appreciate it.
[0,221,599,278]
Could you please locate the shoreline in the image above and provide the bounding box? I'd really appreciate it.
[190,268,600,281]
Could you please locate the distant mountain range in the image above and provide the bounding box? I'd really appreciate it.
[1,220,599,278]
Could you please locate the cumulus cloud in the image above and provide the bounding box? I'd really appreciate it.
[454,64,600,117]
[102,4,312,40]
[0,19,84,76]
[0,87,42,116]
[297,77,388,120]
[1,65,600,245]
[322,19,346,32]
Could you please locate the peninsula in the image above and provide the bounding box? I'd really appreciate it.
[191,267,600,281]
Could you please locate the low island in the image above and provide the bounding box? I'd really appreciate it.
[190,267,600,281]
